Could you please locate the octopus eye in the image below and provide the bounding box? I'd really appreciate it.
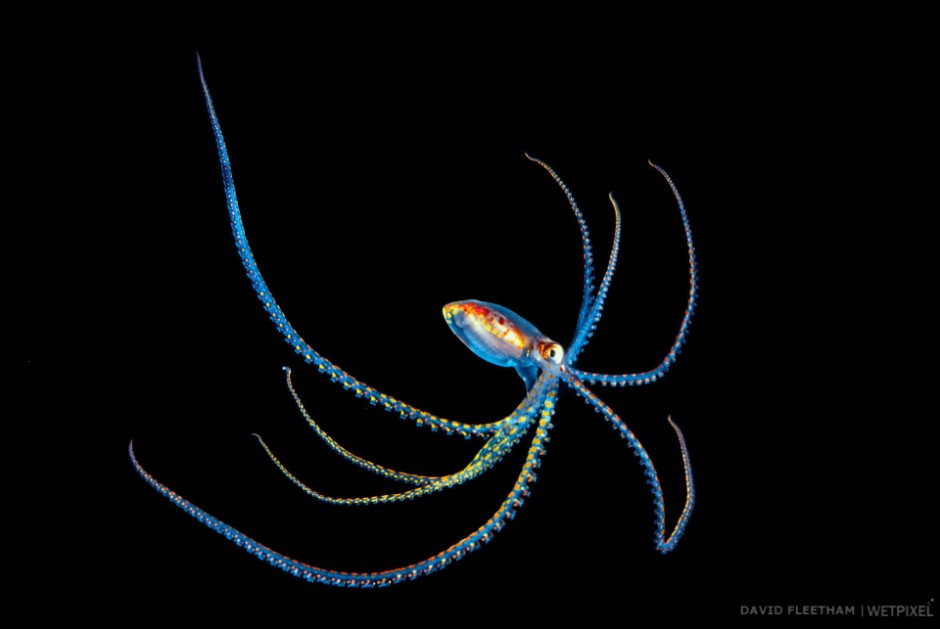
[541,342,565,365]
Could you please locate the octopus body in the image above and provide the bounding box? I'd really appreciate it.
[130,55,700,587]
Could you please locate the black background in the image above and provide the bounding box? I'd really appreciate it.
[17,23,936,624]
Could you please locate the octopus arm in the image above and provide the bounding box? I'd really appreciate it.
[568,162,698,384]
[128,381,559,587]
[197,55,500,440]
[568,192,622,362]
[252,411,537,506]
[525,153,596,339]
[253,371,552,499]
[564,373,694,553]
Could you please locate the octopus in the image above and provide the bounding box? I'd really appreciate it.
[129,55,699,588]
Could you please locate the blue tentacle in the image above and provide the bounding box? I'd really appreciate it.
[569,161,697,385]
[256,372,551,499]
[564,373,694,553]
[524,154,596,339]
[129,380,559,587]
[274,367,542,486]
[197,55,498,439]
[567,364,670,387]
[253,412,537,505]
[567,193,622,362]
